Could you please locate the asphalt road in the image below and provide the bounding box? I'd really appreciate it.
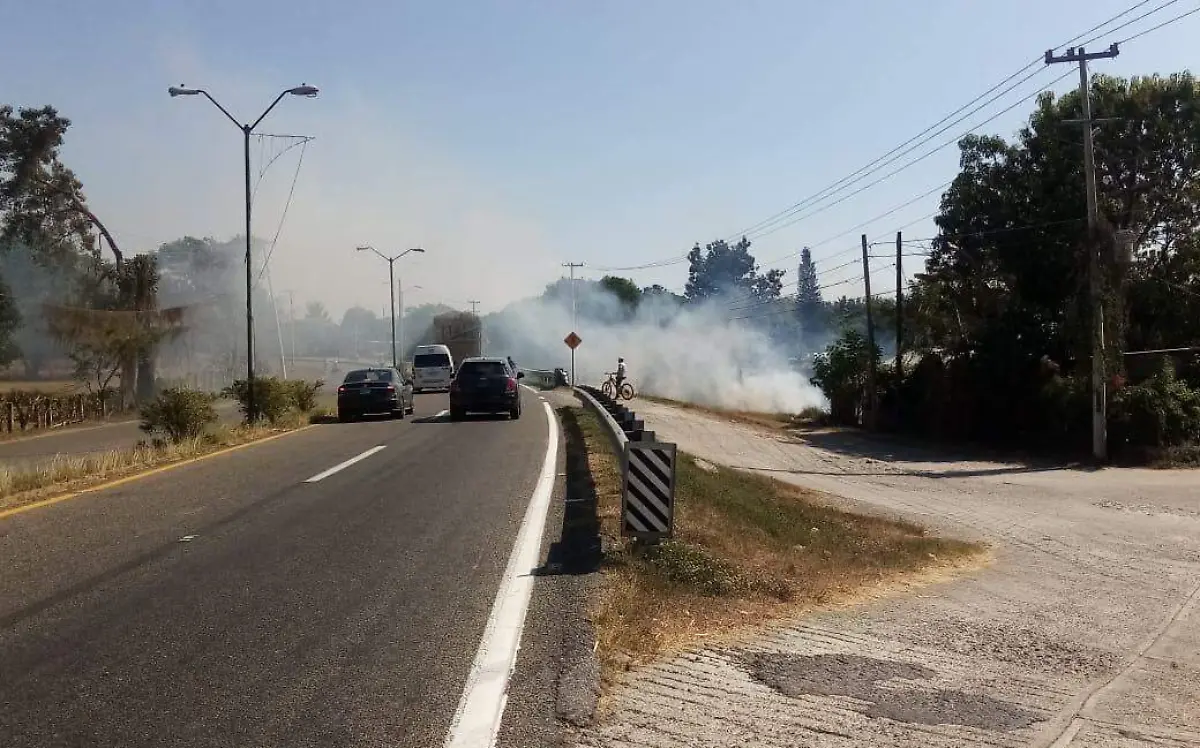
[0,401,242,472]
[0,388,571,748]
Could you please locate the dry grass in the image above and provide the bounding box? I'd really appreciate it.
[0,411,310,512]
[640,394,827,431]
[0,379,79,394]
[564,404,984,688]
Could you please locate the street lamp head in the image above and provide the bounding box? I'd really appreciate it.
[288,85,320,98]
[168,86,202,97]
[411,247,426,253]
[355,245,372,252]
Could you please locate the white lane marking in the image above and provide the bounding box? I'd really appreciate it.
[303,445,386,483]
[435,409,449,418]
[179,535,197,543]
[443,400,559,748]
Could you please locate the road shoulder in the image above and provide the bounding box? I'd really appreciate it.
[497,389,603,748]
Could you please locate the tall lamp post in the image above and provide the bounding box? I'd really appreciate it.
[356,246,425,369]
[168,83,318,421]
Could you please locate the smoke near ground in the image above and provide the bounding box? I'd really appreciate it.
[486,282,826,414]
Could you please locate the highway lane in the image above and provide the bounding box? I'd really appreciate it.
[0,389,560,747]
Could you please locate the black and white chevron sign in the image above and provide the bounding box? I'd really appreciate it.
[621,441,677,538]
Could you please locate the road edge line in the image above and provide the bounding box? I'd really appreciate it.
[443,399,560,748]
[0,425,316,520]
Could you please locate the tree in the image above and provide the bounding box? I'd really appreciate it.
[794,246,824,347]
[0,271,19,367]
[684,236,784,302]
[898,71,1200,448]
[0,105,122,264]
[599,275,641,312]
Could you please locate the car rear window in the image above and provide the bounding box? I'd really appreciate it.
[343,369,393,383]
[458,361,508,377]
[414,353,451,368]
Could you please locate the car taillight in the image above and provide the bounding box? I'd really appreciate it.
[385,384,395,392]
[337,385,346,393]
[505,377,517,393]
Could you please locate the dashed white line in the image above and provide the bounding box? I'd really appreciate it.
[303,445,386,483]
[443,400,559,748]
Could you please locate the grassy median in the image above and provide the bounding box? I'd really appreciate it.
[558,403,984,687]
[0,408,330,514]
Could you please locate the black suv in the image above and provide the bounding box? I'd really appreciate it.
[449,357,524,421]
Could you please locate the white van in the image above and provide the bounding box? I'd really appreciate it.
[412,344,454,393]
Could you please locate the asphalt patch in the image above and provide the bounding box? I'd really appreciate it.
[741,652,1039,732]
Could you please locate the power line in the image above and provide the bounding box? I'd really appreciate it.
[255,138,310,285]
[1115,3,1200,44]
[1079,0,1186,46]
[725,0,1164,247]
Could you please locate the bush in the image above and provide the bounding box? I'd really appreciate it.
[1110,362,1200,450]
[810,330,878,426]
[223,377,292,424]
[285,379,324,413]
[139,388,218,444]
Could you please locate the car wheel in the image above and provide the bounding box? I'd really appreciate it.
[449,407,464,421]
[338,410,353,423]
[510,405,521,420]
[392,408,405,420]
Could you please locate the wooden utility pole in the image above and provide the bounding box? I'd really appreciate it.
[861,234,878,430]
[895,231,904,381]
[1045,43,1119,462]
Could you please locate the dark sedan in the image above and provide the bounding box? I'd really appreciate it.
[337,367,415,422]
[449,357,524,421]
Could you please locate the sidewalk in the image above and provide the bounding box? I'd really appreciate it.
[572,401,1200,747]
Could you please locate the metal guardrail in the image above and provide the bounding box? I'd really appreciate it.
[574,384,676,541]
[519,368,559,389]
[574,385,629,452]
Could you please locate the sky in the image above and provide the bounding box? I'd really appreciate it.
[2,0,1198,319]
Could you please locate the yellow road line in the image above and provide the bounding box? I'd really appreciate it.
[0,425,315,520]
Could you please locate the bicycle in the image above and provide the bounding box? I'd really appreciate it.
[601,372,636,401]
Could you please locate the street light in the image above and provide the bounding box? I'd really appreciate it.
[168,83,318,422]
[396,283,422,370]
[356,246,425,369]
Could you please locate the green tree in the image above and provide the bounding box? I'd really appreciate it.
[794,246,824,346]
[599,275,641,312]
[684,236,784,302]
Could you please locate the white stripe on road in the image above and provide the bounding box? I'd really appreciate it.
[435,409,449,419]
[303,446,386,483]
[443,400,559,748]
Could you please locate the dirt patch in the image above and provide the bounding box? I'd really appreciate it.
[562,403,984,698]
[743,652,1039,731]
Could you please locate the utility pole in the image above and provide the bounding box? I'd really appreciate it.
[895,231,903,380]
[1045,43,1119,462]
[861,235,878,431]
[563,262,585,388]
[468,300,482,355]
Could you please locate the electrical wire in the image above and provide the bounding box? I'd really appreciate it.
[1115,3,1200,44]
[255,138,309,286]
[1079,0,1185,46]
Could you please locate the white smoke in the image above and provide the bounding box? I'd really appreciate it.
[486,282,827,414]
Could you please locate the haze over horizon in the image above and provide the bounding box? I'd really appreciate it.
[3,0,1197,317]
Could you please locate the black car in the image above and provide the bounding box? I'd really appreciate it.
[337,367,415,422]
[449,357,525,421]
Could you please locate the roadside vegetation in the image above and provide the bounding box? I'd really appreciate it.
[560,404,983,688]
[0,378,325,513]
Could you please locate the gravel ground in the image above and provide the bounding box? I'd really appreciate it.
[572,402,1200,747]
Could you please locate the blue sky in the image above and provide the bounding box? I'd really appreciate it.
[2,0,1198,314]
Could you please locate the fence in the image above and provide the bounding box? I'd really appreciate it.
[1,391,115,435]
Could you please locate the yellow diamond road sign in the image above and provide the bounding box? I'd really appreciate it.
[564,331,582,350]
